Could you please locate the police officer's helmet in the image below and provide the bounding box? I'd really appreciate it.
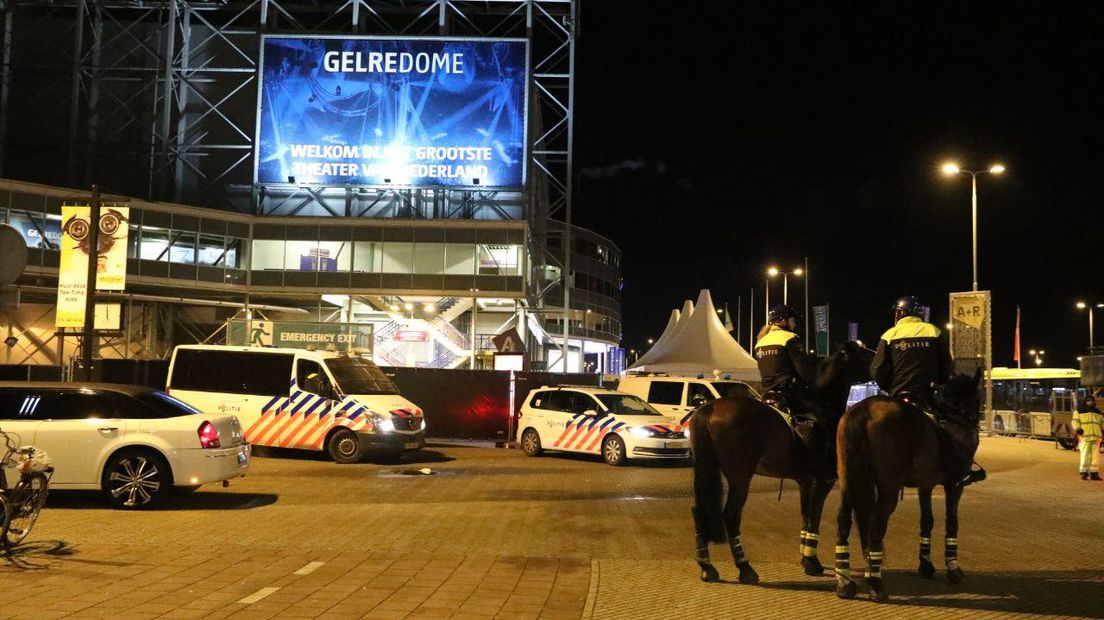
[894,295,923,318]
[768,304,796,324]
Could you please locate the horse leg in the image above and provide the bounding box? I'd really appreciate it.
[800,476,834,576]
[917,487,936,578]
[944,483,966,584]
[797,477,818,575]
[834,489,857,599]
[865,483,899,603]
[723,471,759,584]
[692,505,721,582]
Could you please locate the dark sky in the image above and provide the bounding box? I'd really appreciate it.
[572,2,1104,368]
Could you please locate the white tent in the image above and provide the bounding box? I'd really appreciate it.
[633,300,692,368]
[628,289,760,381]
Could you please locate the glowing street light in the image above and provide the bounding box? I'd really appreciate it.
[1076,301,1104,348]
[941,161,1006,291]
[768,266,804,305]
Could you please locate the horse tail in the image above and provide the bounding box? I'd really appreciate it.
[690,402,727,543]
[839,403,876,512]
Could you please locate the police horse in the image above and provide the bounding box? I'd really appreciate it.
[833,370,983,602]
[689,341,873,584]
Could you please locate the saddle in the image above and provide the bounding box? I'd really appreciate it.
[761,390,795,427]
[764,390,828,473]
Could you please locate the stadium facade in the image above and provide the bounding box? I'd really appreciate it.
[0,0,622,373]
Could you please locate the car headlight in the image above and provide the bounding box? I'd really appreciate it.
[629,426,655,438]
[373,414,395,433]
[683,428,691,438]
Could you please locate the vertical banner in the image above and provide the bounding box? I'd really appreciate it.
[55,204,130,328]
[949,291,993,422]
[847,321,859,342]
[813,304,830,357]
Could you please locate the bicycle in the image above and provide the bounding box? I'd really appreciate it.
[0,429,53,549]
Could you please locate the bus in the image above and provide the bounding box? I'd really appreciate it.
[989,367,1085,449]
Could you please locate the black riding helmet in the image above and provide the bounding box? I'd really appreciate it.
[893,295,923,321]
[768,304,796,324]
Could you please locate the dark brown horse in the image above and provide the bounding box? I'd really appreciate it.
[833,370,982,602]
[690,341,873,584]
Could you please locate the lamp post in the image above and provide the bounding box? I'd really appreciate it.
[768,266,804,306]
[1028,349,1046,367]
[1076,301,1103,348]
[941,162,1005,292]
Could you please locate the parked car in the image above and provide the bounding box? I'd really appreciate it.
[0,382,249,509]
[518,385,689,466]
[167,345,425,463]
[617,375,760,426]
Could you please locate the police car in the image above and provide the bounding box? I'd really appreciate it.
[517,386,690,466]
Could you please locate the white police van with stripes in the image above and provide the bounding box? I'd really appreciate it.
[518,386,690,466]
[167,345,425,463]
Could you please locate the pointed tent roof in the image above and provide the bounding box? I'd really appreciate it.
[635,300,693,366]
[628,289,760,381]
[633,307,682,368]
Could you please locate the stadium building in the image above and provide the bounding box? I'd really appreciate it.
[0,0,622,374]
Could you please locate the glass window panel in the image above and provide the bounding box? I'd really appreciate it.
[414,243,445,274]
[126,224,140,258]
[444,243,475,275]
[224,238,244,269]
[316,241,351,272]
[477,244,520,276]
[251,240,285,270]
[381,242,414,273]
[169,231,196,264]
[140,227,171,261]
[197,234,226,266]
[352,241,380,272]
[284,240,318,270]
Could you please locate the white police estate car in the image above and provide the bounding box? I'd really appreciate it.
[518,386,690,466]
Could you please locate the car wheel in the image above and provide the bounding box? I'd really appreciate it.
[327,428,365,464]
[521,428,543,456]
[103,450,171,510]
[602,435,627,466]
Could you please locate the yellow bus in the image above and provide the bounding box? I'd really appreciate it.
[989,367,1084,449]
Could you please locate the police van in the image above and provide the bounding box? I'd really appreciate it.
[616,375,759,426]
[167,345,424,463]
[518,385,690,466]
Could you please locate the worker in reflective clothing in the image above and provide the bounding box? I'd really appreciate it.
[1073,395,1103,480]
[755,305,823,461]
[871,295,983,487]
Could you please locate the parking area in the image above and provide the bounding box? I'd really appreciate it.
[2,436,1102,620]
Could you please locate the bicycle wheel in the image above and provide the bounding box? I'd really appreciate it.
[0,494,11,549]
[5,472,48,546]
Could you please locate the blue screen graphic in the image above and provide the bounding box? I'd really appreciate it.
[257,36,527,188]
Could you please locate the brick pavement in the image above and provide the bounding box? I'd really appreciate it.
[0,436,1100,619]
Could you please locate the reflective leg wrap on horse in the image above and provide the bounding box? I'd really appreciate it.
[834,545,851,582]
[799,530,808,556]
[802,532,820,558]
[729,535,759,584]
[865,550,883,580]
[945,537,959,571]
[919,536,932,562]
[692,507,719,582]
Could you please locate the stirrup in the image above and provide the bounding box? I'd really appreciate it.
[955,466,986,488]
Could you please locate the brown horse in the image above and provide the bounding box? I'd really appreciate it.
[690,341,873,584]
[833,370,982,602]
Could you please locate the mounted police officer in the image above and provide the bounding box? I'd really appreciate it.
[871,295,984,487]
[755,305,824,464]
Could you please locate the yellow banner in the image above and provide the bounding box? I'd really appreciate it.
[55,204,129,328]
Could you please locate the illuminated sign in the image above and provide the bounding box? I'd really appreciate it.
[256,35,528,188]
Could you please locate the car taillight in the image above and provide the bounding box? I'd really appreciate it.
[198,421,221,449]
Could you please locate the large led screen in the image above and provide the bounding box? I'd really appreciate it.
[256,36,528,188]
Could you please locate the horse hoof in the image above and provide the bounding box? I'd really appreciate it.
[918,559,936,579]
[699,563,720,583]
[867,578,889,603]
[801,556,825,576]
[836,580,857,599]
[737,562,760,585]
[947,567,965,584]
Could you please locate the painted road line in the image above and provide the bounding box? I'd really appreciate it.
[294,561,326,575]
[237,587,280,605]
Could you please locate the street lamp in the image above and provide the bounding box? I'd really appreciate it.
[942,162,1006,291]
[1076,301,1104,348]
[768,266,804,305]
[1028,349,1046,367]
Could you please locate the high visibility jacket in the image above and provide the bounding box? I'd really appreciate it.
[1073,407,1103,441]
[870,316,953,398]
[754,327,818,393]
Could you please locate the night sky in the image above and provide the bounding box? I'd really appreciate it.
[573,3,1104,368]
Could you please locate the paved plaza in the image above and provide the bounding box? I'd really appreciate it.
[1,435,1101,619]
